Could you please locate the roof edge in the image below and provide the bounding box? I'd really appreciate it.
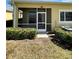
[13,0,72,4]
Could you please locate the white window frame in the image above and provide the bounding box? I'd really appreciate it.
[59,10,72,23]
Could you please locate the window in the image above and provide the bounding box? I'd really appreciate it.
[28,13,36,23]
[60,12,64,21]
[60,11,72,21]
[19,10,23,18]
[27,8,36,24]
[66,12,72,21]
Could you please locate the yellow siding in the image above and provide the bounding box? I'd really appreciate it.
[14,2,72,31]
[6,11,13,21]
[51,5,72,30]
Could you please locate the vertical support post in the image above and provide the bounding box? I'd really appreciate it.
[51,8,54,31]
[36,8,38,31]
[13,4,18,28]
[45,8,47,31]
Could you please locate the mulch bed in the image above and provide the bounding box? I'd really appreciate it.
[48,34,72,50]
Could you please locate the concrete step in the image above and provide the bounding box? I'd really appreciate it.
[36,34,49,38]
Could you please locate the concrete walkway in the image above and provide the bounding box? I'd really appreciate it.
[36,34,49,38]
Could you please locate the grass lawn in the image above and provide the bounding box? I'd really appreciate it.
[6,38,72,59]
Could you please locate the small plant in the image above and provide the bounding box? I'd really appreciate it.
[6,28,36,40]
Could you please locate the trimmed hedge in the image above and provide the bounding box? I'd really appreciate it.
[54,28,72,44]
[6,28,36,40]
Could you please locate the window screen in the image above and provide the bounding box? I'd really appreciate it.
[60,11,72,21]
[66,12,72,21]
[60,12,64,21]
[28,13,36,23]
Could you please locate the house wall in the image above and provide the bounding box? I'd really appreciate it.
[6,11,13,21]
[14,2,72,31]
[51,5,72,29]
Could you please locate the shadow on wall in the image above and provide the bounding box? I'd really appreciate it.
[6,18,23,27]
[6,20,13,27]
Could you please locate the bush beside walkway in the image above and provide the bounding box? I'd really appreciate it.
[6,28,36,40]
[54,28,72,44]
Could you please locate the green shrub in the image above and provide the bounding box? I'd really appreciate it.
[6,28,36,40]
[54,28,72,44]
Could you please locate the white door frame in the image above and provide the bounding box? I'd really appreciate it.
[37,12,47,32]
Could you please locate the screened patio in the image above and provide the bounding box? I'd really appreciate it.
[18,8,52,32]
